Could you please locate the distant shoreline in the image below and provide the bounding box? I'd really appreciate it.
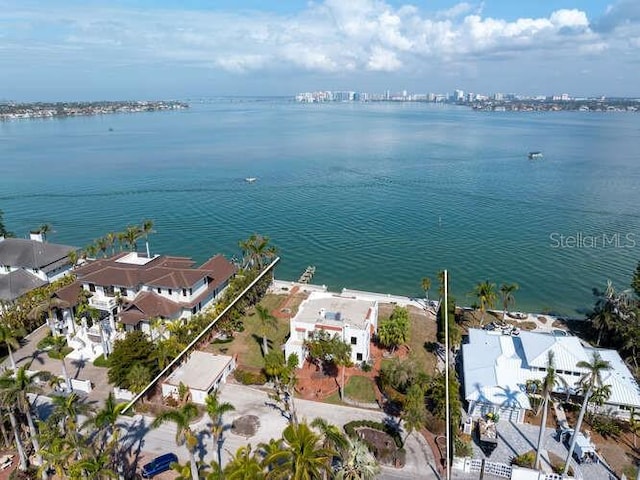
[0,100,189,120]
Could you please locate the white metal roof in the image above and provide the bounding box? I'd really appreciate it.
[463,329,640,410]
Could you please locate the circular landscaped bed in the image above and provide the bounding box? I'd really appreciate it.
[231,415,260,438]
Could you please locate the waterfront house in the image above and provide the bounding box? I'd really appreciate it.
[462,328,640,423]
[74,251,235,332]
[161,351,236,404]
[284,291,378,368]
[0,232,77,304]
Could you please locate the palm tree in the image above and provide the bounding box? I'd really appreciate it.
[499,283,519,321]
[141,219,154,258]
[311,417,348,457]
[5,402,28,471]
[224,444,265,479]
[534,351,560,469]
[0,366,46,467]
[264,422,334,479]
[255,305,278,355]
[68,250,79,267]
[68,450,118,479]
[86,392,126,449]
[0,323,24,370]
[334,438,380,480]
[421,277,432,304]
[122,225,142,252]
[39,223,52,242]
[28,295,70,337]
[205,391,235,471]
[151,402,200,480]
[126,364,151,393]
[473,280,497,325]
[563,351,612,475]
[105,232,118,256]
[49,334,73,392]
[49,392,93,438]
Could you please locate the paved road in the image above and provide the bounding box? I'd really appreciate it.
[115,383,440,479]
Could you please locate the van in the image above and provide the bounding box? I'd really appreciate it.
[141,453,178,478]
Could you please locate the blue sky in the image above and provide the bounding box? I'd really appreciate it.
[1,0,639,100]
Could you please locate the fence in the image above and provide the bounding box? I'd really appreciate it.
[456,458,577,480]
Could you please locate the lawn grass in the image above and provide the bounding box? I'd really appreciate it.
[344,375,377,403]
[207,294,292,370]
[378,303,438,375]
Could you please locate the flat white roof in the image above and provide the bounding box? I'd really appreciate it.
[165,351,233,391]
[293,291,375,330]
[115,252,159,266]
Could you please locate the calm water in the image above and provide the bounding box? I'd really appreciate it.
[2,99,639,316]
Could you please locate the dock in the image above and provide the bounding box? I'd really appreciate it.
[298,265,316,284]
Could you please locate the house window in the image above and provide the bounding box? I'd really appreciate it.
[168,289,173,295]
[120,288,127,297]
[104,286,115,297]
[89,283,96,292]
[350,336,357,345]
[189,288,193,295]
[356,353,363,361]
[157,288,162,294]
[191,306,197,314]
[183,289,187,296]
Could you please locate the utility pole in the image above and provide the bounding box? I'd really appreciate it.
[444,269,451,480]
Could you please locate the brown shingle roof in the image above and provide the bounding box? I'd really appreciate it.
[53,281,83,306]
[199,255,236,288]
[118,291,181,326]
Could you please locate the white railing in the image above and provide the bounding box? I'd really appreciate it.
[484,460,512,478]
[89,296,117,311]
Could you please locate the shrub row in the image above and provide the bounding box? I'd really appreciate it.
[233,368,267,385]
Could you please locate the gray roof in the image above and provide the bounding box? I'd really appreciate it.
[165,351,234,391]
[0,238,77,273]
[0,269,48,301]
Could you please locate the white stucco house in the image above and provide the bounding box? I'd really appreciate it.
[162,351,236,405]
[284,291,378,368]
[462,328,640,423]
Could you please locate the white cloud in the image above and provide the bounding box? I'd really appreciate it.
[0,0,637,83]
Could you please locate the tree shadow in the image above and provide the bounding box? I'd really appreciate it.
[70,357,87,379]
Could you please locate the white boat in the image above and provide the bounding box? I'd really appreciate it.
[245,177,257,183]
[528,151,543,160]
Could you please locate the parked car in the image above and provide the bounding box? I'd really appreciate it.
[141,453,178,478]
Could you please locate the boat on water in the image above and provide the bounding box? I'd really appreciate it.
[245,177,257,183]
[528,151,543,160]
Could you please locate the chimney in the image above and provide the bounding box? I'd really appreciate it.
[30,231,44,243]
[319,308,326,318]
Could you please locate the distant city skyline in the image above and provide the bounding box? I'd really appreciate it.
[1,0,639,100]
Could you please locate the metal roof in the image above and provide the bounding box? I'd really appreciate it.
[164,351,233,391]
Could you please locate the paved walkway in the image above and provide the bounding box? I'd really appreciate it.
[3,324,112,406]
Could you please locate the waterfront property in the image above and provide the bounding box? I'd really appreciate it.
[284,291,378,368]
[0,232,77,303]
[462,328,640,423]
[161,351,236,404]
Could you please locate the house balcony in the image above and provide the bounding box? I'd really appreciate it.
[89,296,117,311]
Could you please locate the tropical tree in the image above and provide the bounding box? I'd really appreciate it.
[255,305,278,355]
[39,223,52,242]
[421,277,432,303]
[534,351,560,469]
[472,280,497,325]
[205,391,236,471]
[499,283,519,321]
[0,210,14,238]
[95,236,110,258]
[377,306,410,353]
[67,450,118,479]
[0,366,47,466]
[126,364,152,393]
[68,250,79,267]
[264,351,299,425]
[107,330,158,389]
[0,323,24,371]
[402,383,427,444]
[334,438,380,480]
[311,417,348,456]
[238,234,277,270]
[122,225,142,252]
[224,444,265,480]
[28,295,70,337]
[563,351,612,475]
[151,402,201,480]
[49,392,93,438]
[4,400,28,471]
[105,232,118,256]
[263,422,334,480]
[632,260,640,298]
[86,392,127,450]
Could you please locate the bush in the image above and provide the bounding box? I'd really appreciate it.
[511,451,535,468]
[343,420,403,449]
[211,336,234,345]
[233,368,267,385]
[360,361,372,373]
[93,354,110,367]
[586,413,622,437]
[37,333,53,350]
[551,461,574,476]
[454,436,473,457]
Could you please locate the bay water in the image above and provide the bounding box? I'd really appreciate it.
[2,99,639,316]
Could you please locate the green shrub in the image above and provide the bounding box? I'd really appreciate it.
[511,451,535,468]
[233,368,267,385]
[360,361,372,373]
[93,354,110,367]
[551,461,574,476]
[211,336,234,345]
[586,413,622,437]
[37,333,53,350]
[454,436,473,457]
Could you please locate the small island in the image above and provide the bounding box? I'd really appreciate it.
[0,100,188,120]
